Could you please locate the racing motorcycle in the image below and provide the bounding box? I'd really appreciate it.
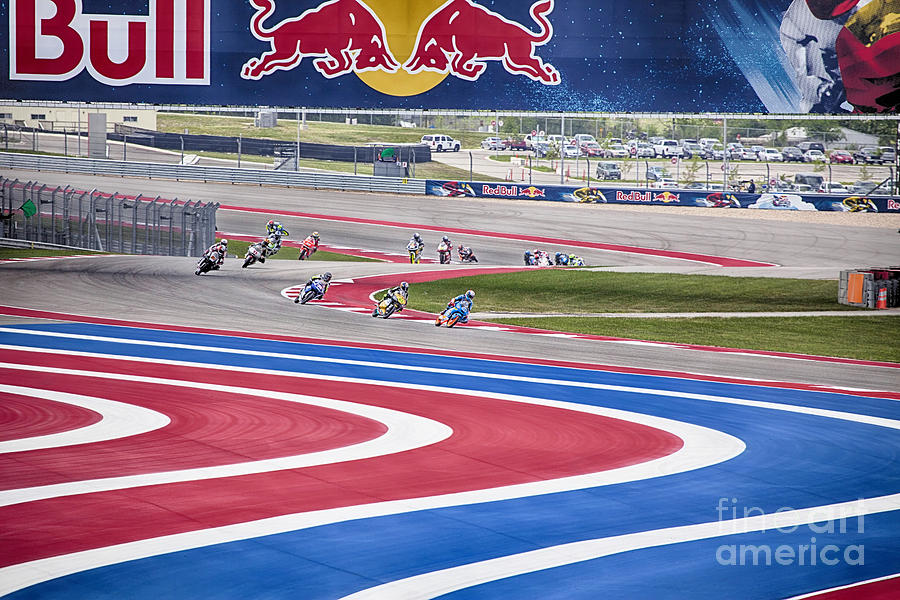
[457,247,478,263]
[437,241,452,264]
[407,241,422,264]
[297,237,318,261]
[372,291,407,319]
[434,303,469,328]
[297,279,327,304]
[195,250,221,275]
[242,242,265,268]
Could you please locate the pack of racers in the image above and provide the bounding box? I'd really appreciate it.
[203,221,486,327]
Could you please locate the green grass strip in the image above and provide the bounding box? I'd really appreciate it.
[408,271,858,314]
[224,239,378,262]
[0,247,104,258]
[488,316,900,363]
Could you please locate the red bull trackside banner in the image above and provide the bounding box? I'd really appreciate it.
[3,0,898,113]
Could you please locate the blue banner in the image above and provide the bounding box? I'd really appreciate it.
[3,1,898,113]
[426,180,899,212]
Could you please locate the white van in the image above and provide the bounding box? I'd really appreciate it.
[421,134,460,152]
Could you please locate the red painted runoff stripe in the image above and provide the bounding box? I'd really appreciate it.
[0,391,101,442]
[219,203,777,267]
[1,304,898,391]
[799,575,900,599]
[0,351,682,567]
[0,363,386,490]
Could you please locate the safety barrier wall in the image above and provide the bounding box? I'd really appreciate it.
[426,180,899,213]
[0,176,219,256]
[838,269,900,309]
[0,152,427,195]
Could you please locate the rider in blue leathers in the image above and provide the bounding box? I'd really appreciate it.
[294,271,332,303]
[442,290,475,323]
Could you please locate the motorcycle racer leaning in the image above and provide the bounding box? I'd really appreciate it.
[372,281,409,317]
[457,244,478,263]
[203,239,228,270]
[441,290,475,324]
[294,271,332,303]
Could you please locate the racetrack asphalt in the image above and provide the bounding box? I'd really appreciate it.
[2,168,898,392]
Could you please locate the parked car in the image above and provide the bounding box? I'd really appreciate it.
[421,134,460,152]
[822,183,851,194]
[759,148,784,162]
[532,141,551,158]
[656,178,679,188]
[797,141,825,153]
[523,133,546,149]
[481,137,503,151]
[701,143,725,160]
[803,149,826,162]
[682,142,704,159]
[561,144,580,158]
[573,134,597,146]
[879,146,896,164]
[852,147,882,164]
[794,173,825,191]
[596,161,622,180]
[850,181,885,195]
[646,166,669,182]
[544,134,564,146]
[635,142,655,158]
[580,141,604,157]
[605,143,629,158]
[750,145,767,159]
[699,137,720,148]
[781,146,804,162]
[503,138,527,151]
[829,149,854,164]
[653,139,683,158]
[737,147,758,161]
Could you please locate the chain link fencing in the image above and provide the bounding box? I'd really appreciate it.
[0,177,219,256]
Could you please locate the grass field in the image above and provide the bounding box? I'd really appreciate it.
[405,270,897,361]
[489,316,899,363]
[193,150,501,181]
[224,239,378,263]
[408,270,857,314]
[0,247,103,258]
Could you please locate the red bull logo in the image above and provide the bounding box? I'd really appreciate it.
[615,191,654,203]
[520,186,546,198]
[10,0,209,85]
[404,0,559,84]
[482,184,520,196]
[242,0,399,79]
[654,191,680,203]
[242,0,560,92]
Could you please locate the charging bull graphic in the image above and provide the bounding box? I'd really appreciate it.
[241,0,399,79]
[405,0,560,84]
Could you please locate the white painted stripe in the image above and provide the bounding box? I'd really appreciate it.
[0,384,169,454]
[0,364,452,508]
[2,333,897,596]
[341,494,900,600]
[1,328,895,403]
[0,353,744,595]
[785,572,900,599]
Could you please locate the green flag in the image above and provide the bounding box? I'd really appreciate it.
[20,199,36,218]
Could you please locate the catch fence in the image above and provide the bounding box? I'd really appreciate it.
[0,177,219,256]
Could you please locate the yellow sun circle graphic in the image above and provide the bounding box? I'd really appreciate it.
[355,1,448,96]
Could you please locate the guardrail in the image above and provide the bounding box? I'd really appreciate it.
[1,176,219,256]
[0,236,106,252]
[0,152,427,195]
